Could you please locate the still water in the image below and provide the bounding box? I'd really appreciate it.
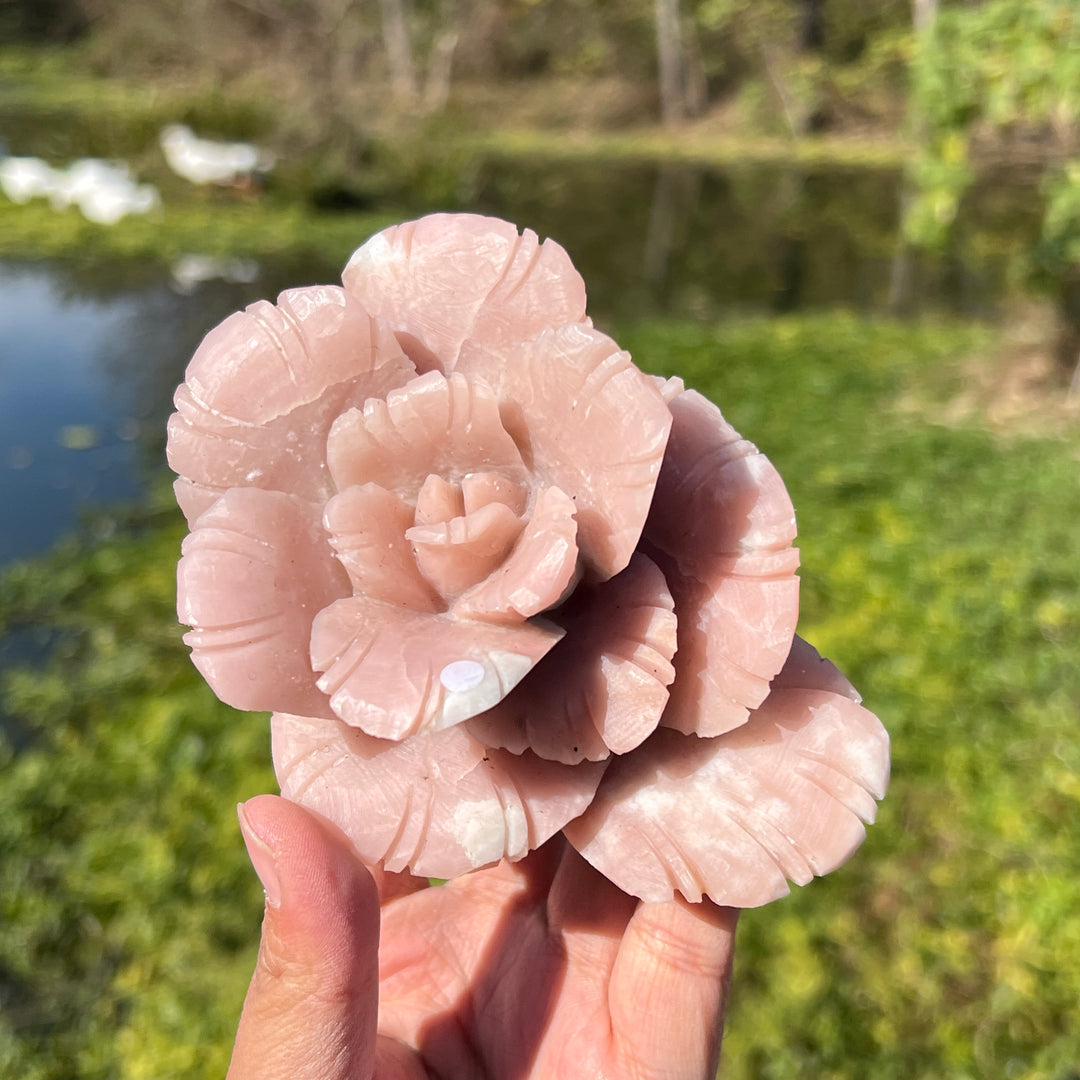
[0,158,1040,565]
[0,260,286,564]
[0,263,145,564]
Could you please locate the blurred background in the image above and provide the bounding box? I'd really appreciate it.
[1,2,1078,1077]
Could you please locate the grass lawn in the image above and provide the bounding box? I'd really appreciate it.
[0,198,398,265]
[1,311,1077,1078]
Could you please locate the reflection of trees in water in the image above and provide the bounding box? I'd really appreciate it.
[643,164,703,296]
[472,158,917,322]
[637,162,903,317]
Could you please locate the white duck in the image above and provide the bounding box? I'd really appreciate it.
[49,159,160,225]
[159,124,274,186]
[76,175,160,226]
[0,155,159,224]
[0,157,58,203]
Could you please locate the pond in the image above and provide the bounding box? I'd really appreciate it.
[0,155,1044,566]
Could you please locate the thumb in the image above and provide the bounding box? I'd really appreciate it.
[227,794,381,1080]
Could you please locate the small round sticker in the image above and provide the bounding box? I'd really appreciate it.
[439,659,486,693]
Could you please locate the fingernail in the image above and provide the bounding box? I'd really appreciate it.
[237,801,283,908]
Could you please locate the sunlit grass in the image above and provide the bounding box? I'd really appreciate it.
[464,126,909,169]
[0,199,397,264]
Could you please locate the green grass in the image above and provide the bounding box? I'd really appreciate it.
[464,126,908,170]
[0,199,398,265]
[2,312,1078,1078]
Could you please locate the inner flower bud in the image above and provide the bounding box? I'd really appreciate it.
[461,471,528,516]
[415,474,464,525]
[407,499,525,599]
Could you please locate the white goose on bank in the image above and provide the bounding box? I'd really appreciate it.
[0,157,58,203]
[49,159,160,225]
[0,155,159,225]
[159,124,274,187]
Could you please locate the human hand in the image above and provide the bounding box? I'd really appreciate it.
[227,794,738,1080]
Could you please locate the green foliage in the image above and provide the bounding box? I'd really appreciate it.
[3,314,1080,1076]
[0,198,396,265]
[907,0,1080,274]
[913,1,1080,135]
[1041,159,1080,270]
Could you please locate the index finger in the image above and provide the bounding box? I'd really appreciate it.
[608,897,739,1079]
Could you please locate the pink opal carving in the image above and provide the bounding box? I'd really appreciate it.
[272,713,606,879]
[452,485,579,622]
[168,287,415,524]
[563,639,890,906]
[168,212,889,902]
[458,324,673,580]
[467,552,677,764]
[643,380,801,737]
[342,213,588,369]
[309,595,563,738]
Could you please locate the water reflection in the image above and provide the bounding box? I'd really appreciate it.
[0,263,137,563]
[466,158,1034,321]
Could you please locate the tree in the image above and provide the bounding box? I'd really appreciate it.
[904,0,1080,372]
[655,0,688,126]
[376,0,461,111]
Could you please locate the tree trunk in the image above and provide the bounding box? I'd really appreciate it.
[912,0,938,37]
[379,0,418,106]
[423,29,459,112]
[655,0,686,128]
[421,0,459,113]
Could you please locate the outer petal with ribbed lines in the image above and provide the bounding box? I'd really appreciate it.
[167,285,414,525]
[563,638,890,906]
[342,213,588,371]
[644,379,800,737]
[177,488,348,718]
[309,596,564,739]
[272,713,606,877]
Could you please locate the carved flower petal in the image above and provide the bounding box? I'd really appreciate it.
[468,552,677,764]
[771,634,863,702]
[309,596,564,739]
[414,474,465,526]
[180,286,408,423]
[459,324,672,580]
[643,386,800,738]
[453,486,578,623]
[407,501,525,599]
[178,489,348,718]
[461,471,528,516]
[173,476,221,525]
[324,484,442,612]
[273,713,606,878]
[564,643,890,906]
[167,298,414,526]
[326,371,529,497]
[342,213,588,371]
